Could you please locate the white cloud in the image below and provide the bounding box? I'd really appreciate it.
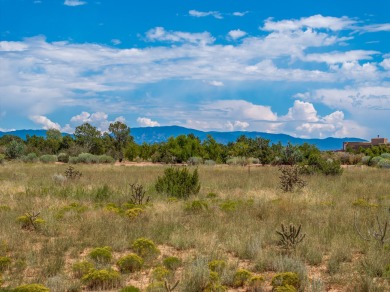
[225,120,250,131]
[282,100,319,122]
[189,10,223,19]
[70,111,124,132]
[207,80,224,87]
[64,0,86,6]
[360,23,390,32]
[137,117,160,127]
[111,39,121,45]
[30,115,61,130]
[146,27,215,44]
[0,41,28,51]
[262,15,356,31]
[233,11,248,17]
[305,50,379,64]
[228,29,247,40]
[381,59,390,70]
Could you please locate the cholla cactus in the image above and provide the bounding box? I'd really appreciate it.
[276,223,306,249]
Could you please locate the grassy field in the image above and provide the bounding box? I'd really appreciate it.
[0,163,389,291]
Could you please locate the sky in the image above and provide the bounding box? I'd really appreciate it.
[0,0,389,139]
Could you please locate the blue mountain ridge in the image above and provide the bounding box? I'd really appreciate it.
[0,126,366,151]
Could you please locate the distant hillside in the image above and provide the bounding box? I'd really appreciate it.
[0,126,366,151]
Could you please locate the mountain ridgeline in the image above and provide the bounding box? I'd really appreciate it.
[0,125,365,151]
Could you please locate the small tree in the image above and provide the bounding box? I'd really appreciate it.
[109,121,132,162]
[155,167,200,199]
[5,140,24,159]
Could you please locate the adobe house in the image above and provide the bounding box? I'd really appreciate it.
[343,136,390,151]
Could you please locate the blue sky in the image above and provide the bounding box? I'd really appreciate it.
[0,0,389,139]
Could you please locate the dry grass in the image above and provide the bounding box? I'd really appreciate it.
[0,163,389,291]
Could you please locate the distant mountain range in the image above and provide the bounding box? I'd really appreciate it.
[0,126,366,151]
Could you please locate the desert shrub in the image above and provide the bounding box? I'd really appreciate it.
[0,256,11,272]
[39,154,57,163]
[378,158,390,169]
[226,157,248,166]
[88,246,112,264]
[21,153,38,163]
[163,256,182,270]
[78,153,99,164]
[5,140,24,159]
[82,269,121,290]
[204,159,216,166]
[233,269,252,287]
[208,260,227,274]
[0,154,5,164]
[188,157,203,165]
[185,200,208,213]
[72,260,94,278]
[248,275,265,289]
[219,200,239,212]
[69,156,79,164]
[95,184,111,201]
[146,281,165,292]
[151,266,171,281]
[52,174,67,185]
[247,157,260,164]
[361,156,371,165]
[120,286,141,292]
[65,166,82,180]
[274,285,297,292]
[279,165,306,192]
[381,153,390,159]
[319,159,343,175]
[98,155,115,164]
[57,153,69,163]
[206,192,218,198]
[17,212,45,230]
[155,167,200,199]
[271,272,300,289]
[117,254,144,273]
[13,284,50,292]
[131,238,159,259]
[182,257,210,292]
[125,208,144,220]
[370,156,382,166]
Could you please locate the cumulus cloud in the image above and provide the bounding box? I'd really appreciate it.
[64,0,86,6]
[262,14,356,31]
[189,10,223,19]
[228,29,247,40]
[282,100,319,122]
[0,41,28,51]
[70,112,126,132]
[137,117,160,127]
[146,27,215,44]
[225,120,250,131]
[30,115,61,130]
[305,50,379,64]
[233,11,248,17]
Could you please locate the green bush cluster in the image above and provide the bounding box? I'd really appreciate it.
[120,286,141,292]
[163,256,182,270]
[16,214,45,230]
[232,268,252,287]
[21,153,38,163]
[117,254,144,273]
[185,200,209,213]
[88,246,113,264]
[39,154,58,163]
[13,284,50,292]
[151,266,170,281]
[187,156,203,165]
[0,256,11,272]
[57,152,69,163]
[271,272,300,291]
[72,260,94,278]
[69,153,115,164]
[131,238,160,259]
[155,167,200,199]
[82,269,121,290]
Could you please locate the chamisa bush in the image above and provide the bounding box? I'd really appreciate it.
[155,167,200,199]
[39,154,58,163]
[13,284,50,292]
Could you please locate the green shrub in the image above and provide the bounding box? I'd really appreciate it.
[13,284,49,292]
[39,154,57,163]
[204,160,216,166]
[233,269,252,287]
[78,153,99,164]
[274,285,297,292]
[155,167,200,199]
[0,154,5,164]
[131,238,159,259]
[249,275,265,288]
[381,153,390,159]
[5,140,24,159]
[208,260,226,273]
[219,200,239,212]
[82,269,121,290]
[378,158,390,169]
[125,208,144,219]
[117,254,144,273]
[206,192,218,198]
[120,286,141,292]
[21,153,38,163]
[52,174,67,185]
[88,246,112,264]
[16,213,45,230]
[146,281,165,292]
[226,157,248,166]
[271,272,300,289]
[370,156,382,166]
[319,159,343,175]
[185,200,208,213]
[98,155,115,164]
[69,156,79,164]
[95,184,111,201]
[57,153,69,163]
[72,260,94,278]
[188,157,203,165]
[361,156,371,165]
[279,165,306,192]
[0,256,11,272]
[163,256,182,270]
[151,266,170,281]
